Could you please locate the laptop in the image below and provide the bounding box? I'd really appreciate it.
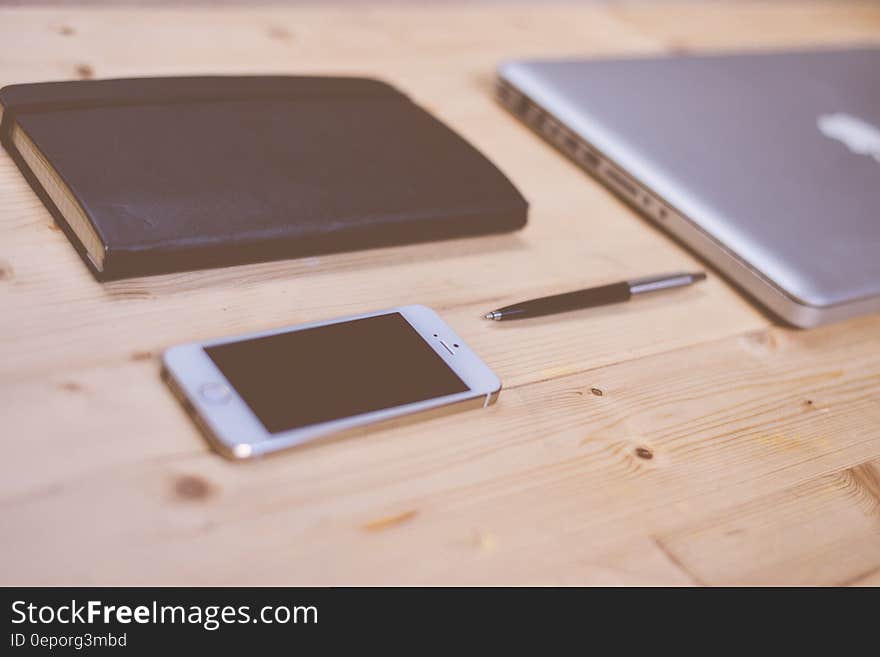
[496,48,880,327]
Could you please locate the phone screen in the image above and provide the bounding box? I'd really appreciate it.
[204,312,469,434]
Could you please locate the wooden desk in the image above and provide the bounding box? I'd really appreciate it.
[2,2,879,586]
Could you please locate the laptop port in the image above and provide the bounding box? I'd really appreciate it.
[579,147,600,169]
[604,167,639,199]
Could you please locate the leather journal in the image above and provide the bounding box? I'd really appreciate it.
[0,76,528,279]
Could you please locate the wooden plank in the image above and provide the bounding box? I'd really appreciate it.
[2,313,878,585]
[0,199,763,388]
[657,460,880,586]
[613,2,880,52]
[850,567,880,587]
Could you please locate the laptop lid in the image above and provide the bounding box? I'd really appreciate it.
[499,49,880,324]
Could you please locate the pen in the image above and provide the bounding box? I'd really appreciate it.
[483,272,707,321]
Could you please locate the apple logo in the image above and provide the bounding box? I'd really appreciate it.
[817,113,880,163]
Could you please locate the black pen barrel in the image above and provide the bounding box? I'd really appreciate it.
[497,281,631,319]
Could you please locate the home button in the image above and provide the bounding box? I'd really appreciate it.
[199,382,231,404]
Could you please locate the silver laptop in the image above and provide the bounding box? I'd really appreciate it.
[497,48,880,327]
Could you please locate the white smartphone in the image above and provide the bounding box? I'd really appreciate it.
[161,305,501,459]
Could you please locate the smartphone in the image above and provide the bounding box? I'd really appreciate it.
[161,305,501,459]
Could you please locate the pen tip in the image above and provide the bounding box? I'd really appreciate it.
[692,272,707,282]
[483,312,494,320]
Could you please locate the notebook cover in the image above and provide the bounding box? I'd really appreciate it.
[0,76,528,279]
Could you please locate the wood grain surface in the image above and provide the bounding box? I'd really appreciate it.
[1,2,879,585]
